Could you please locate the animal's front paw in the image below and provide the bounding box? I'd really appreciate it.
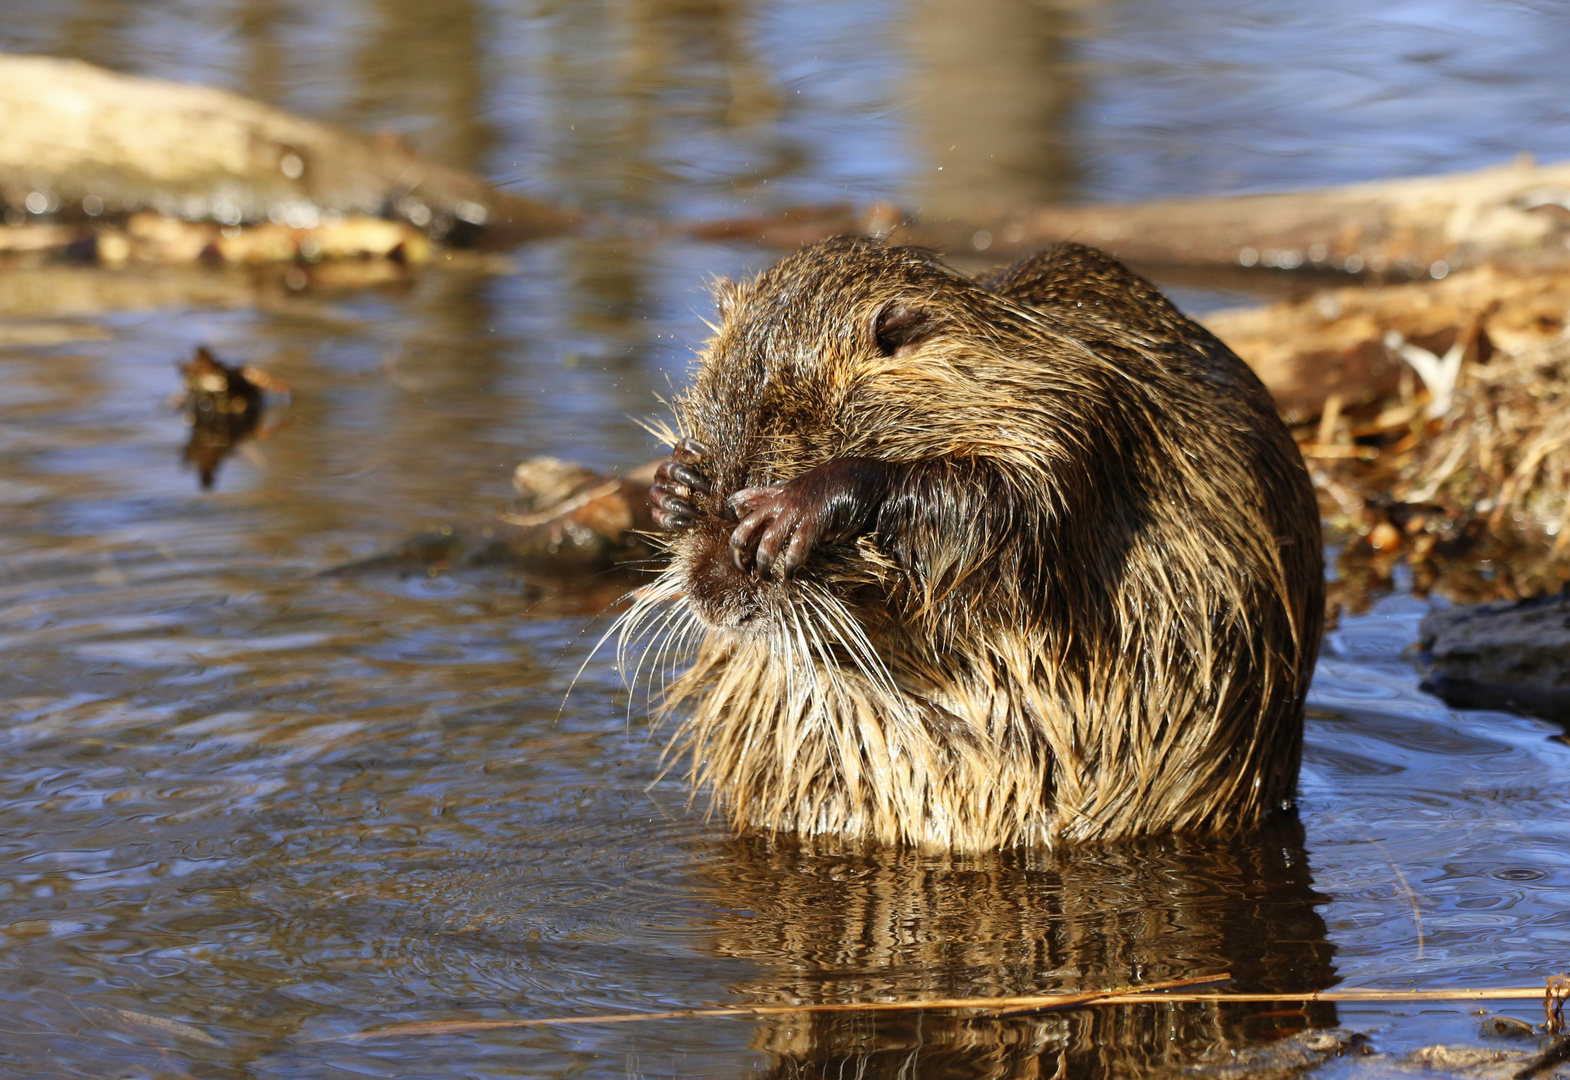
[650,437,711,530]
[727,457,895,579]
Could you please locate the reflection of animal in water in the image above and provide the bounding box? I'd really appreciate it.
[702,822,1338,1078]
[176,346,281,489]
[637,237,1324,850]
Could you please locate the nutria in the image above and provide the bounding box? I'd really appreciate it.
[633,236,1323,850]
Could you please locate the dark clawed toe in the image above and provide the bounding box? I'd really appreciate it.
[667,463,710,493]
[752,521,783,578]
[754,514,808,580]
[652,502,695,530]
[652,460,690,492]
[650,478,701,530]
[778,529,816,578]
[657,495,697,519]
[672,437,708,464]
[729,509,769,572]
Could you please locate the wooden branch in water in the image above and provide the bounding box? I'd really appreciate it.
[0,54,574,245]
[343,974,1226,1040]
[692,157,1570,279]
[901,155,1570,275]
[324,457,661,581]
[339,975,1566,1041]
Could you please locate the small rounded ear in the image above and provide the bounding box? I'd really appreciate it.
[869,301,933,358]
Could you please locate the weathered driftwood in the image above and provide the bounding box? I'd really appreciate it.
[331,457,660,584]
[0,54,572,244]
[908,154,1570,276]
[0,254,520,319]
[703,155,1570,278]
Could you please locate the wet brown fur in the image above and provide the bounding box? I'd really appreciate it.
[625,237,1323,851]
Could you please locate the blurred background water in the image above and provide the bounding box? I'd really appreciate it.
[2,2,1570,1077]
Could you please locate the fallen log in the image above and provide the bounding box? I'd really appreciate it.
[692,156,1570,280]
[908,153,1570,276]
[330,457,661,584]
[0,256,513,319]
[0,54,573,245]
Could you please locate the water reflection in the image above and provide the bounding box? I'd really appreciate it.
[48,0,136,74]
[707,824,1336,1076]
[346,0,495,171]
[903,0,1084,219]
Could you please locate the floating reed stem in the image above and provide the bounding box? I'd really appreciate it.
[342,975,1557,1042]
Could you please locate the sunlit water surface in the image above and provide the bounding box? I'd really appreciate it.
[4,2,1570,1077]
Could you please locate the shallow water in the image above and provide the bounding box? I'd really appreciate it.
[5,2,1570,1077]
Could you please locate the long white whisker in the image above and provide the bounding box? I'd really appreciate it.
[809,582,897,700]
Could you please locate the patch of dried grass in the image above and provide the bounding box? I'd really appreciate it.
[1396,331,1570,548]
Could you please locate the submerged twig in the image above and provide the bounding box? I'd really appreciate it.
[337,977,1564,1042]
[1373,839,1427,960]
[343,974,1228,1041]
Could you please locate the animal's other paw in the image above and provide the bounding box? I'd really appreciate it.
[650,438,711,530]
